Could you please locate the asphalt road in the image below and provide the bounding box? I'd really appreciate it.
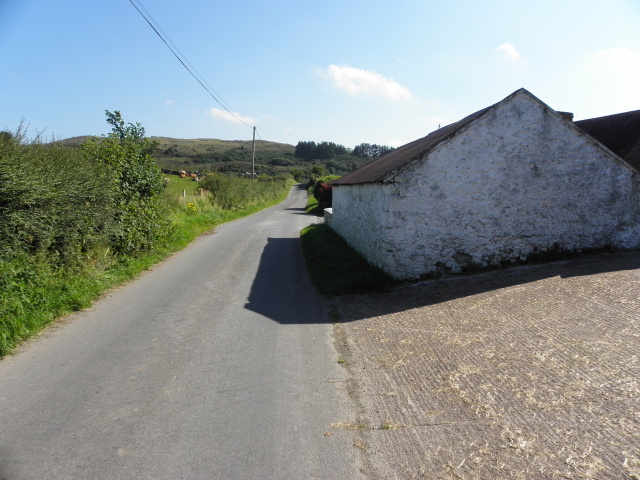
[0,185,363,479]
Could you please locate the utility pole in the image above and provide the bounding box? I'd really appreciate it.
[251,126,256,180]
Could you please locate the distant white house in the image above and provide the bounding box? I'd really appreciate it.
[327,88,640,279]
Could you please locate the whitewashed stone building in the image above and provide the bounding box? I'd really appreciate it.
[328,88,640,279]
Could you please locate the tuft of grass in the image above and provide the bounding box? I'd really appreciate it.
[300,223,396,297]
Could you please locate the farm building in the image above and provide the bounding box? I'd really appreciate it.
[327,88,640,279]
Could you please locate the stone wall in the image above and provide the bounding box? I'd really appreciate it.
[331,91,639,279]
[330,183,396,272]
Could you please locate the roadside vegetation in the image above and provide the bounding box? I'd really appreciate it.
[0,115,293,357]
[305,174,341,215]
[300,223,396,297]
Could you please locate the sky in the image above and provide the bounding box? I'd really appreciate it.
[2,0,640,149]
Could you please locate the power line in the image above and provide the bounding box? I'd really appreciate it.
[134,1,236,115]
[128,0,251,128]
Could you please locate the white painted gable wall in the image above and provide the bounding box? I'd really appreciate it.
[330,91,640,279]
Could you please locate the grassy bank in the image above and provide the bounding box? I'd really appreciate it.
[300,223,395,297]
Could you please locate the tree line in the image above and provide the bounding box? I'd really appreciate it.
[294,141,394,162]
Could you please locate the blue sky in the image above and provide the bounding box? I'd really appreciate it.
[2,0,640,148]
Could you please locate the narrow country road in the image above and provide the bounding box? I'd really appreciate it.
[0,185,364,479]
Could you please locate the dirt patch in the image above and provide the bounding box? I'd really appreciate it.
[333,252,640,479]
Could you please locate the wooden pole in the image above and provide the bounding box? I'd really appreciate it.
[252,126,256,180]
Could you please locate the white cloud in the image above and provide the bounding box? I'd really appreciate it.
[165,100,175,106]
[321,64,411,100]
[206,108,255,125]
[387,138,406,148]
[496,43,521,61]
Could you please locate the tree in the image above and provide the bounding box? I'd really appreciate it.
[352,142,395,158]
[82,111,168,254]
[289,167,306,182]
[294,140,348,161]
[294,141,317,161]
[311,164,327,176]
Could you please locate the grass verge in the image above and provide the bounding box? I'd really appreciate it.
[304,195,323,215]
[300,223,396,297]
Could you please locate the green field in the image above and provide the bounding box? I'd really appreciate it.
[163,174,202,196]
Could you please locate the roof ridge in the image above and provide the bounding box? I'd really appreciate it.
[333,89,533,185]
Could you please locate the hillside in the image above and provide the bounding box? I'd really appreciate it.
[55,136,384,178]
[151,136,296,176]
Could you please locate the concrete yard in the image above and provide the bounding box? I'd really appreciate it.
[333,251,640,479]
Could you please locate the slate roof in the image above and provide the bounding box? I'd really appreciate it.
[575,110,640,171]
[332,89,523,186]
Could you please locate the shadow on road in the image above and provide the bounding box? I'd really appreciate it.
[285,208,317,216]
[244,237,327,324]
[333,250,640,322]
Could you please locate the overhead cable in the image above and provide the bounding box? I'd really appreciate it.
[128,0,251,128]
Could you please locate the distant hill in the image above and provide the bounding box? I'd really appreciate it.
[55,136,91,145]
[150,136,297,176]
[55,136,298,176]
[54,136,380,177]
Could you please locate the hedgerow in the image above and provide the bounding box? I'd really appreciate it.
[0,127,115,262]
[0,112,170,355]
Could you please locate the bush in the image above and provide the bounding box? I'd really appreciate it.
[0,112,171,261]
[81,111,170,254]
[0,126,116,263]
[308,174,340,209]
[289,167,307,182]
